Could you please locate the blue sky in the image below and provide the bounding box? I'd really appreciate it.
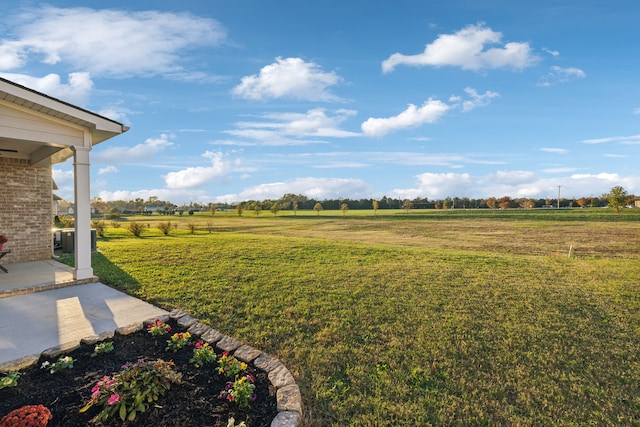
[1,1,639,204]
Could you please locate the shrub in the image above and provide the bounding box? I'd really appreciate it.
[187,223,197,234]
[127,221,145,237]
[157,221,172,236]
[91,220,106,237]
[58,215,75,228]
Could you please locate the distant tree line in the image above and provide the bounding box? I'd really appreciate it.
[88,188,637,216]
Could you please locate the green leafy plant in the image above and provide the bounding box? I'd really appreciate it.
[80,359,182,423]
[0,404,52,427]
[218,375,256,408]
[189,340,216,368]
[147,319,172,336]
[217,352,248,378]
[91,341,114,357]
[40,356,75,374]
[165,331,191,352]
[0,371,21,389]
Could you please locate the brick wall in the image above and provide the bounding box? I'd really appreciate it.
[0,157,53,263]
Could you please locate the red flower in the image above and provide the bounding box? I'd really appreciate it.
[0,236,7,244]
[0,405,52,427]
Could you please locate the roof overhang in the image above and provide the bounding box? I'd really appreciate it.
[0,77,129,166]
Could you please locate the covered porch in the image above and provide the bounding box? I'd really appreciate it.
[0,77,128,281]
[0,259,91,298]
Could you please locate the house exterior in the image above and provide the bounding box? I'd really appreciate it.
[0,77,128,280]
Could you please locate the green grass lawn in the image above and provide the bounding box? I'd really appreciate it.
[72,211,640,425]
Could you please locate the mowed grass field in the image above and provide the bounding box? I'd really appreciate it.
[76,209,640,425]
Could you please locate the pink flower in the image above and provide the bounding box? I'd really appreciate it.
[195,341,203,349]
[107,394,120,405]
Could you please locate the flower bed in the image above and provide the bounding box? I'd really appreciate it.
[0,318,278,426]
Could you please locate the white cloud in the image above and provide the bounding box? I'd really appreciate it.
[392,170,640,200]
[604,154,628,158]
[98,165,119,175]
[98,102,137,125]
[0,6,226,79]
[582,134,640,144]
[540,147,569,154]
[232,57,344,101]
[541,167,577,173]
[93,134,174,163]
[361,99,450,137]
[0,72,93,106]
[52,169,74,188]
[216,177,371,203]
[223,108,359,145]
[403,172,473,199]
[542,47,560,57]
[457,87,500,112]
[491,170,538,185]
[382,23,537,73]
[537,66,586,87]
[164,151,248,189]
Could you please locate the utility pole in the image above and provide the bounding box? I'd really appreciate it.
[557,185,562,209]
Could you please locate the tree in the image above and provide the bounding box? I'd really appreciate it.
[401,199,413,212]
[340,203,349,216]
[486,197,497,209]
[270,202,280,216]
[254,204,262,216]
[210,205,217,216]
[372,200,378,216]
[498,196,512,210]
[292,201,299,216]
[236,203,244,217]
[607,186,628,213]
[313,202,323,216]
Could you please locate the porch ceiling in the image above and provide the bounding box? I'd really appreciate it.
[0,77,128,165]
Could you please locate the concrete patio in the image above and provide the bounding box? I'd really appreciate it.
[0,260,168,368]
[0,259,94,298]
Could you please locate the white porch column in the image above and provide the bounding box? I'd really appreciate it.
[72,145,94,280]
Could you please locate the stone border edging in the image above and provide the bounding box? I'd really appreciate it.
[167,309,302,427]
[0,309,302,427]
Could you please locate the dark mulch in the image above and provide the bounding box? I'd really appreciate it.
[0,319,278,426]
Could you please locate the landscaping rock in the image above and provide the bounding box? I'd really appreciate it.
[80,331,115,345]
[187,322,211,336]
[216,335,242,352]
[270,410,300,427]
[201,328,224,344]
[115,322,143,335]
[41,341,81,359]
[276,383,302,413]
[268,365,296,388]
[177,314,198,328]
[234,345,262,363]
